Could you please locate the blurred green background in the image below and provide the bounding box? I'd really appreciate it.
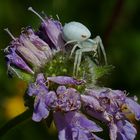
[0,0,140,139]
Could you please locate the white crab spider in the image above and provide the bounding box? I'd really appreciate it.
[62,21,107,76]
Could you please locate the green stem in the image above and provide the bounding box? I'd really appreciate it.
[0,109,32,137]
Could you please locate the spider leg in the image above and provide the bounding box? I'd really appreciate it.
[74,46,96,76]
[75,50,82,76]
[70,44,79,57]
[64,40,78,47]
[73,49,79,76]
[94,36,107,65]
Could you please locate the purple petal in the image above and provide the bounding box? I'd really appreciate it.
[117,133,128,140]
[27,74,48,96]
[125,97,140,120]
[36,73,46,84]
[81,95,104,111]
[109,123,117,140]
[27,82,48,96]
[117,120,137,140]
[85,88,108,98]
[26,27,49,47]
[54,111,103,140]
[82,105,107,123]
[45,91,57,108]
[17,45,41,68]
[53,112,67,130]
[37,26,56,50]
[33,96,49,122]
[5,48,34,74]
[19,34,48,64]
[41,18,65,51]
[47,76,85,85]
[27,83,39,96]
[72,127,89,140]
[56,86,67,95]
[65,112,103,132]
[85,88,125,101]
[28,29,52,59]
[55,87,81,111]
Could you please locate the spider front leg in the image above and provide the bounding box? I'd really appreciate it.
[74,46,96,76]
[73,49,82,76]
[70,44,79,58]
[94,36,107,65]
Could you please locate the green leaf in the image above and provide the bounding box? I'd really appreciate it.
[0,109,32,137]
[9,66,34,83]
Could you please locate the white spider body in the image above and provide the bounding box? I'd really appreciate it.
[62,22,91,42]
[62,21,107,76]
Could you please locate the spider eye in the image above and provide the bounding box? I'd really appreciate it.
[81,35,87,38]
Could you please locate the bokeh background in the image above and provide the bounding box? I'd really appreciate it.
[0,0,140,139]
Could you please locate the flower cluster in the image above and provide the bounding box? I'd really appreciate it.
[4,7,140,140]
[4,8,64,77]
[27,74,103,140]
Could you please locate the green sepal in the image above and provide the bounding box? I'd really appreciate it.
[8,66,34,83]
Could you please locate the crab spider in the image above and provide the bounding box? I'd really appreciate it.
[62,21,107,76]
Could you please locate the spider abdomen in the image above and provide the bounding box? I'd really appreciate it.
[62,21,91,42]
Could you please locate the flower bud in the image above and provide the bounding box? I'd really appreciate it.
[28,7,65,53]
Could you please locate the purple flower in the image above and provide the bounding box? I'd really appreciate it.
[4,28,53,76]
[81,88,140,140]
[39,17,65,52]
[27,75,84,121]
[50,86,103,140]
[17,28,52,69]
[27,73,50,121]
[23,27,52,60]
[28,7,65,52]
[51,86,81,112]
[125,97,140,120]
[54,111,103,140]
[5,47,34,75]
[47,76,86,86]
[27,74,103,140]
[110,120,137,140]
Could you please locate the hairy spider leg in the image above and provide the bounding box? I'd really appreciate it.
[94,36,107,65]
[74,45,97,76]
[74,49,82,76]
[70,44,80,57]
[63,40,78,47]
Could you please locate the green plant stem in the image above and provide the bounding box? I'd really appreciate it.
[0,109,32,137]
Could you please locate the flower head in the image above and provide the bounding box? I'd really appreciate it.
[27,74,83,121]
[27,74,103,139]
[4,6,140,140]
